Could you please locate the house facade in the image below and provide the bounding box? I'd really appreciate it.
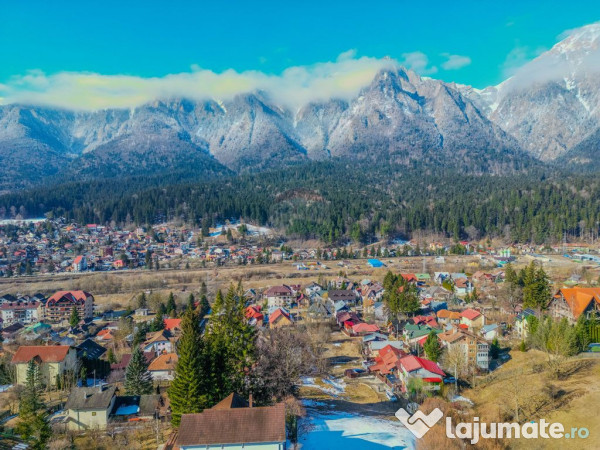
[548,288,600,324]
[0,300,41,325]
[42,291,94,323]
[439,328,490,371]
[65,386,117,430]
[12,345,78,387]
[263,285,294,309]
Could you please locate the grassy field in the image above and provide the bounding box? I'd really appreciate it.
[4,252,590,310]
[462,350,600,449]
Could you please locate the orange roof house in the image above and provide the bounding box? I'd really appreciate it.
[269,308,293,328]
[11,345,78,387]
[549,288,600,323]
[163,318,182,332]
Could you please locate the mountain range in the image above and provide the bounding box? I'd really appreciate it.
[2,24,600,191]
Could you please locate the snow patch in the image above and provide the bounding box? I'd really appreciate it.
[300,411,416,449]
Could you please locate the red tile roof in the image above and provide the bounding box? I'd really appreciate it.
[460,308,481,320]
[398,355,445,377]
[46,290,91,306]
[12,345,71,364]
[163,319,182,331]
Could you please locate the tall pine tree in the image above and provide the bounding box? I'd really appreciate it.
[168,308,208,426]
[69,306,80,328]
[16,361,51,449]
[124,346,153,395]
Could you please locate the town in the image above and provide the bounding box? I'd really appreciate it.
[0,225,598,448]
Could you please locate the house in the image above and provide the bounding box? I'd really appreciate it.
[363,284,385,303]
[307,299,334,319]
[263,285,294,308]
[245,306,265,327]
[454,278,474,296]
[421,286,452,302]
[436,309,461,326]
[412,315,439,328]
[352,323,379,336]
[163,318,182,333]
[0,300,41,325]
[403,324,440,345]
[269,308,293,328]
[12,345,78,387]
[401,273,418,284]
[304,282,324,297]
[368,344,408,375]
[336,311,360,327]
[72,255,87,272]
[366,340,406,357]
[42,291,94,323]
[135,308,150,316]
[65,385,117,430]
[515,308,537,338]
[328,289,357,305]
[142,330,175,354]
[96,328,115,342]
[481,323,500,340]
[397,355,445,391]
[334,300,349,314]
[548,288,600,324]
[76,338,107,360]
[438,328,490,371]
[460,308,485,330]
[175,394,286,450]
[148,353,178,381]
[1,322,24,341]
[434,272,450,284]
[373,302,388,321]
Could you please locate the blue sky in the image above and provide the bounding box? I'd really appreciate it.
[0,1,599,109]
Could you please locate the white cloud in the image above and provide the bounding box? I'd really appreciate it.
[399,52,438,75]
[0,53,402,110]
[500,22,600,90]
[441,53,471,70]
[0,49,451,111]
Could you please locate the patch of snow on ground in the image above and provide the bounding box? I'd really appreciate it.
[451,395,474,405]
[300,376,346,397]
[300,411,416,450]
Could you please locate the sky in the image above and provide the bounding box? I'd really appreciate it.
[0,1,599,109]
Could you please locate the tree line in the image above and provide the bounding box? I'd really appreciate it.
[3,162,600,244]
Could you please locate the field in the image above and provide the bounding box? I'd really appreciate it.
[447,350,600,449]
[1,253,594,312]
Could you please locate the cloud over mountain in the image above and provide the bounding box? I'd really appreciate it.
[0,54,402,111]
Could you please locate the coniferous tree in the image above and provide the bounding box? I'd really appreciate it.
[69,306,80,328]
[187,293,195,311]
[138,292,147,309]
[205,284,256,403]
[199,295,210,318]
[168,308,208,426]
[150,309,165,332]
[124,346,153,395]
[166,292,177,316]
[423,331,442,362]
[16,361,51,449]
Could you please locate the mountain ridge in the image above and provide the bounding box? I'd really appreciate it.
[3,25,600,190]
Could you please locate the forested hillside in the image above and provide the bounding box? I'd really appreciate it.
[2,162,600,244]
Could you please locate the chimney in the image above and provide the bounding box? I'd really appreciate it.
[248,393,253,408]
